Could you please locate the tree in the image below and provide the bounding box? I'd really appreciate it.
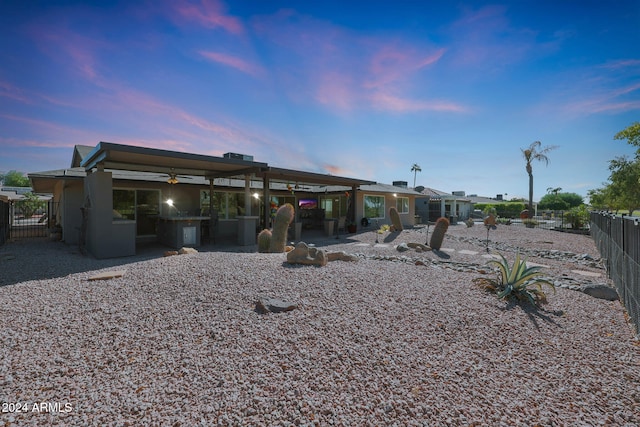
[538,193,569,210]
[539,192,584,211]
[607,156,640,215]
[18,192,44,219]
[410,163,422,188]
[614,121,640,153]
[521,141,558,218]
[1,170,30,187]
[588,187,612,210]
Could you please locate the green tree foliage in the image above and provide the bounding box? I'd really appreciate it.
[607,156,640,214]
[588,123,640,215]
[539,192,583,210]
[587,187,610,210]
[538,194,569,210]
[565,205,590,230]
[614,121,640,152]
[1,170,30,187]
[18,192,45,219]
[474,202,526,218]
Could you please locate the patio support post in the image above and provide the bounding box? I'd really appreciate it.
[351,185,357,226]
[244,174,251,216]
[209,178,215,242]
[441,198,446,218]
[262,175,270,230]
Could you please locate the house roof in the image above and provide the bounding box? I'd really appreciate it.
[256,166,375,188]
[81,142,268,178]
[414,186,470,202]
[75,142,375,189]
[71,145,95,168]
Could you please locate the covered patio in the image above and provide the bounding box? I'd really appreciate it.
[30,142,374,258]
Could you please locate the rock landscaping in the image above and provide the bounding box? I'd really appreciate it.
[0,224,637,426]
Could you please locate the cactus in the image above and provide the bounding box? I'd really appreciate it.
[389,206,403,231]
[429,217,450,250]
[269,203,295,253]
[257,229,272,253]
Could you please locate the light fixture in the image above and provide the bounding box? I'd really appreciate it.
[253,192,260,199]
[167,173,179,185]
[166,199,174,206]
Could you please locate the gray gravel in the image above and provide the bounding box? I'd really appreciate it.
[0,224,639,426]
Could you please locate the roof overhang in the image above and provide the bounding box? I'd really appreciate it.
[256,166,375,188]
[80,142,269,178]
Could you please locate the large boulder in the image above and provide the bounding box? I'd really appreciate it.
[286,242,328,266]
[255,298,297,314]
[178,247,198,255]
[327,251,358,262]
[580,284,619,301]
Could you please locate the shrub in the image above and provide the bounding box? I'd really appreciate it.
[565,205,589,230]
[474,253,555,306]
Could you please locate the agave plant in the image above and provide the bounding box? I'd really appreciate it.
[475,253,555,306]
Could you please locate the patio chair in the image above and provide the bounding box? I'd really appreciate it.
[336,216,346,233]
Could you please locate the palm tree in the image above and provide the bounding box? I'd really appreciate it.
[522,141,558,218]
[411,163,422,188]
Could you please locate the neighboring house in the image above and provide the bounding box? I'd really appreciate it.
[28,142,422,258]
[414,187,473,223]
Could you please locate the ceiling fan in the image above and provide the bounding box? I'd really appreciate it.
[163,168,193,185]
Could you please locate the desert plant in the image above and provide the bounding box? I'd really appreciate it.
[429,217,449,250]
[475,253,555,306]
[389,206,403,231]
[257,229,272,253]
[377,224,390,234]
[522,218,538,228]
[565,204,589,229]
[465,218,474,228]
[269,203,295,252]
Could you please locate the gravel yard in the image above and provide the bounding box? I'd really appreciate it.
[1,224,638,426]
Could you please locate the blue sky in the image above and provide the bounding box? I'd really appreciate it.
[1,0,639,201]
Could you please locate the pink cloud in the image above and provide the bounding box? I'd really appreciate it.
[31,24,106,82]
[0,80,31,104]
[252,10,462,115]
[601,59,640,70]
[559,82,640,116]
[370,92,468,113]
[172,0,243,35]
[314,72,356,111]
[322,164,349,176]
[365,46,445,89]
[199,50,264,77]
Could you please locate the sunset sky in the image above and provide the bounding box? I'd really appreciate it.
[1,0,639,201]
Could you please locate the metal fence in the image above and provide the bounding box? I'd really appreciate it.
[0,199,60,244]
[590,211,640,336]
[490,210,588,232]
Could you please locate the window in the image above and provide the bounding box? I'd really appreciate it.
[396,197,409,214]
[200,190,260,219]
[320,195,348,219]
[364,195,385,219]
[113,189,159,236]
[113,189,135,220]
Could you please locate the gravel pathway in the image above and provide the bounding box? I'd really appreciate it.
[1,224,638,426]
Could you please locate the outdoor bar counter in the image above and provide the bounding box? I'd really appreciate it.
[157,215,209,248]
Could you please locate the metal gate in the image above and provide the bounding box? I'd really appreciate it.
[4,199,60,241]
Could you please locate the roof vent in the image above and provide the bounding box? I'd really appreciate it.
[392,180,408,188]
